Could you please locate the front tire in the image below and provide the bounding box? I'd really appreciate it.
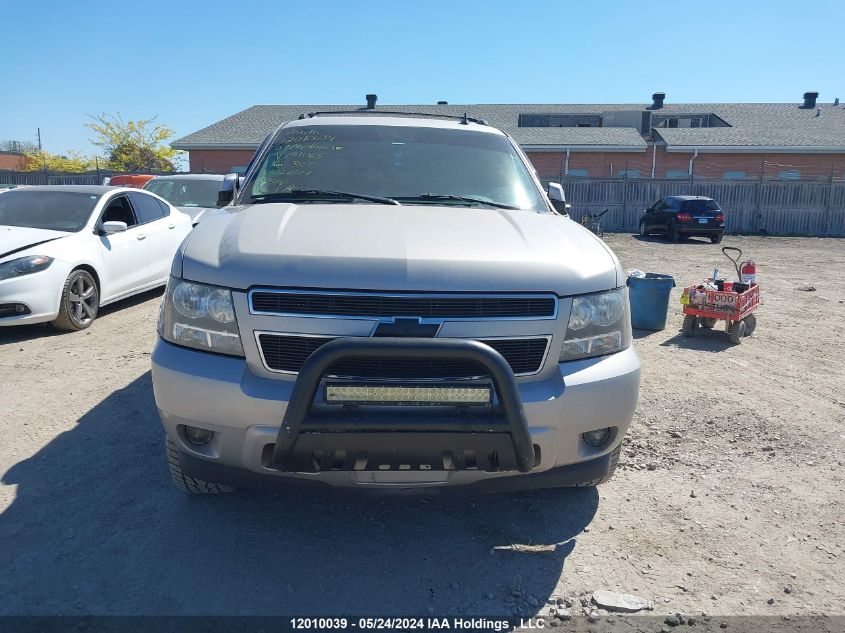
[166,437,234,494]
[729,320,746,345]
[682,314,699,336]
[52,269,99,331]
[743,313,757,335]
[639,221,649,237]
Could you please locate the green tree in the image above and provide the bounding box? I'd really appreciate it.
[24,150,95,173]
[86,113,182,172]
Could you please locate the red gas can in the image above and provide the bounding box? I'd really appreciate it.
[741,260,757,284]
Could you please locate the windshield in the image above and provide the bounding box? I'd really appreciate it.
[243,124,548,212]
[144,178,221,208]
[682,199,720,212]
[0,190,100,232]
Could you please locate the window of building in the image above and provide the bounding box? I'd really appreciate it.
[723,171,747,180]
[666,170,689,180]
[618,169,640,179]
[779,170,801,180]
[566,168,588,177]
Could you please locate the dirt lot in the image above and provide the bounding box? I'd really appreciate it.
[1,234,843,621]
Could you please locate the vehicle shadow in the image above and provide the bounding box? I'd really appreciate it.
[0,372,598,616]
[631,234,712,245]
[0,287,164,346]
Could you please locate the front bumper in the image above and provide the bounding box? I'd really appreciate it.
[0,265,67,326]
[151,338,640,490]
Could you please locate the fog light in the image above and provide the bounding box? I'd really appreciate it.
[582,428,611,447]
[184,426,214,445]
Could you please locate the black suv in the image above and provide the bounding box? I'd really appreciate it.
[639,196,725,243]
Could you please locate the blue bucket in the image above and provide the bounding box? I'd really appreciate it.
[627,273,676,331]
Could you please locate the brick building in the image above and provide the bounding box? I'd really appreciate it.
[0,151,28,171]
[172,92,845,181]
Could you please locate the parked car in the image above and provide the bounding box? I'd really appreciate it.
[639,195,725,243]
[143,174,225,225]
[0,185,192,330]
[103,174,155,188]
[152,113,640,494]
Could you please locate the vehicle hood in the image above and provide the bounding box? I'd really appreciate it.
[0,225,70,261]
[176,206,217,224]
[179,204,621,295]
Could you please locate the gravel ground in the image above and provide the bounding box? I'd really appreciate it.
[0,234,843,620]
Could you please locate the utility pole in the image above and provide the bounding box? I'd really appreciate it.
[37,127,47,184]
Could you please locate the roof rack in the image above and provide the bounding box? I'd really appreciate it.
[298,110,488,126]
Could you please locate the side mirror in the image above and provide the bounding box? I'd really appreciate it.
[547,182,568,214]
[218,173,240,207]
[101,221,127,234]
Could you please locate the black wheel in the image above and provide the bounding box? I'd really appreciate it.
[700,317,718,329]
[52,269,99,331]
[682,314,699,336]
[743,313,757,335]
[166,437,233,494]
[669,225,681,243]
[639,221,649,237]
[574,443,621,487]
[729,320,746,345]
[710,233,724,244]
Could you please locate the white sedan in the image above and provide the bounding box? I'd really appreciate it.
[0,185,192,330]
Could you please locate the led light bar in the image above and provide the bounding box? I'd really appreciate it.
[325,383,492,405]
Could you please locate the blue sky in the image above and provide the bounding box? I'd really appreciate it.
[2,0,842,156]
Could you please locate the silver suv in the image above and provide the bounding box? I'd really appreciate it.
[151,112,640,493]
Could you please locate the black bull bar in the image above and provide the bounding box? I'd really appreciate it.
[270,337,538,473]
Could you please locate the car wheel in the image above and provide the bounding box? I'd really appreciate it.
[710,233,724,244]
[639,221,649,237]
[682,314,699,336]
[166,437,234,494]
[669,225,681,243]
[573,443,621,487]
[729,320,746,345]
[52,269,99,331]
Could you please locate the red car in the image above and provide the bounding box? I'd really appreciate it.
[103,174,155,188]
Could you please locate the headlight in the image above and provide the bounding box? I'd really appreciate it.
[158,277,244,356]
[560,287,632,362]
[0,255,54,281]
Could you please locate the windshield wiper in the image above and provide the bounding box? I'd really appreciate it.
[250,189,400,205]
[392,194,519,210]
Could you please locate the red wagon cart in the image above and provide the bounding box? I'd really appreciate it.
[679,247,760,345]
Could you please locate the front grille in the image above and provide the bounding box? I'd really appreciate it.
[250,291,556,319]
[257,334,549,377]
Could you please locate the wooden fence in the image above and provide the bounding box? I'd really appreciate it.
[552,177,845,236]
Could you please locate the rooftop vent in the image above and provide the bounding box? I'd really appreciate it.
[802,91,819,109]
[651,92,666,109]
[437,101,448,105]
[835,97,840,106]
[365,94,377,110]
